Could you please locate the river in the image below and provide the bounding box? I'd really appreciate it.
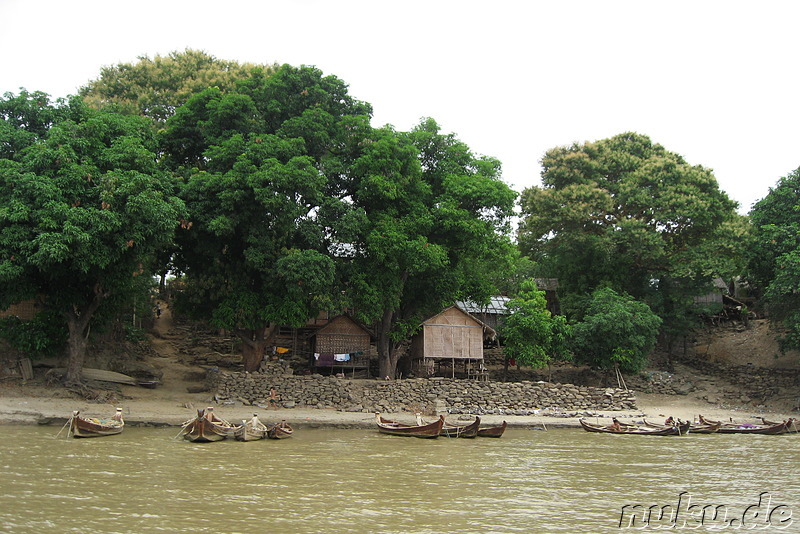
[0,425,797,533]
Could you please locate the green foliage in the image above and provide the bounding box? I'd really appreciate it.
[0,311,67,357]
[570,287,662,373]
[0,92,185,381]
[170,65,367,348]
[518,132,742,340]
[79,49,276,122]
[747,168,800,351]
[123,323,148,342]
[337,120,517,376]
[501,279,572,368]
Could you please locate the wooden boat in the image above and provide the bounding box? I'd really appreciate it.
[179,407,236,442]
[477,420,508,438]
[579,418,687,435]
[376,413,444,438]
[642,418,717,435]
[687,421,721,434]
[234,414,268,441]
[698,415,792,435]
[267,420,294,439]
[69,408,124,438]
[761,418,799,433]
[417,414,480,438]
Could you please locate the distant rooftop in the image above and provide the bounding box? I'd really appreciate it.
[456,296,511,315]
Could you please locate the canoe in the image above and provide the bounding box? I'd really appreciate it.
[376,413,444,438]
[267,420,294,439]
[180,408,236,442]
[234,414,268,441]
[69,408,124,438]
[417,414,480,438]
[699,415,793,435]
[579,418,686,435]
[477,420,508,438]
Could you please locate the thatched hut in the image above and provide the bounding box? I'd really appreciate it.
[409,306,495,379]
[311,315,373,377]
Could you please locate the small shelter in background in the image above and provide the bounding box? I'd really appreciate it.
[455,278,561,336]
[456,296,510,333]
[311,314,373,377]
[0,299,40,320]
[410,306,495,379]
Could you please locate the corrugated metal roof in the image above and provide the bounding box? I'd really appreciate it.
[456,296,510,315]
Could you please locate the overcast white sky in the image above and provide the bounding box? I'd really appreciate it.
[2,1,798,214]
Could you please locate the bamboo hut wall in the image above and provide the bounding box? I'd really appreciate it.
[314,316,371,354]
[413,307,485,360]
[0,299,38,320]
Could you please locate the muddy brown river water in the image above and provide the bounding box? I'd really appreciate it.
[0,425,797,533]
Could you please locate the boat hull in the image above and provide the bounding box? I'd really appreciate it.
[267,421,294,439]
[376,414,444,438]
[181,412,234,442]
[69,410,124,438]
[580,419,684,435]
[70,416,124,438]
[477,421,507,438]
[699,415,792,435]
[234,423,267,441]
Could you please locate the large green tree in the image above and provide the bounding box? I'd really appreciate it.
[80,49,276,122]
[0,92,184,384]
[168,65,371,371]
[334,119,518,378]
[571,287,662,373]
[519,132,742,341]
[747,168,800,351]
[501,278,571,369]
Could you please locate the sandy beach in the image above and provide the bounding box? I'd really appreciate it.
[0,379,794,431]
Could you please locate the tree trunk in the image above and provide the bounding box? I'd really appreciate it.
[376,308,401,379]
[65,314,89,385]
[236,325,275,372]
[63,286,108,385]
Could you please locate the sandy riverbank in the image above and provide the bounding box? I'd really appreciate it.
[0,381,794,430]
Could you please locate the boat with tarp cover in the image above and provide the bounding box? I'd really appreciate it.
[68,408,124,438]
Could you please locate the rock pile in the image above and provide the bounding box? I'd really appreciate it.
[209,365,637,414]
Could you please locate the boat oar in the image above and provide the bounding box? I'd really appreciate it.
[173,420,194,440]
[55,415,74,439]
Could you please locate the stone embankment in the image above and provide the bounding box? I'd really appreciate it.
[208,362,637,415]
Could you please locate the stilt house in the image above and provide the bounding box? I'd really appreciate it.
[410,306,495,379]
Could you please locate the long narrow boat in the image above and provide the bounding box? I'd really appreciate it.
[417,415,481,438]
[376,413,444,438]
[477,420,508,438]
[761,418,799,433]
[580,418,687,435]
[180,408,236,442]
[234,414,268,441]
[642,418,719,434]
[267,420,294,439]
[699,415,792,435]
[69,408,124,438]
